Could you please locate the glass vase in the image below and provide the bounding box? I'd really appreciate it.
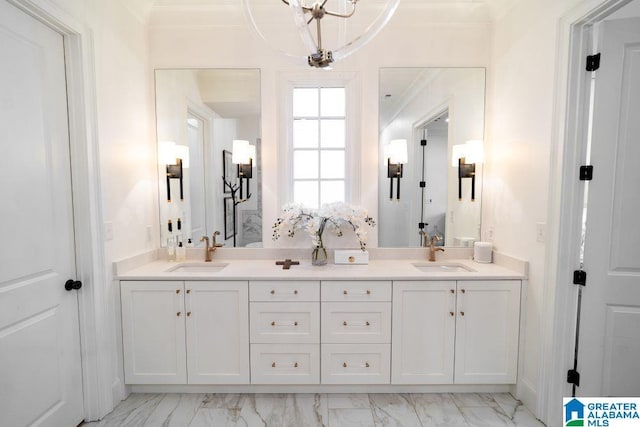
[312,245,328,266]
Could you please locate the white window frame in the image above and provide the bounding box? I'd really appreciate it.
[278,71,361,209]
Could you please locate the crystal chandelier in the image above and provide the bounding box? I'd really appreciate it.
[243,0,401,68]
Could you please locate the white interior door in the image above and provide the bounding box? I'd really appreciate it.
[578,16,640,396]
[0,1,84,425]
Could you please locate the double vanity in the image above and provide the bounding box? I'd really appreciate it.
[116,249,526,393]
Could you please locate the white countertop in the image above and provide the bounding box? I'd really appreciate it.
[116,257,526,281]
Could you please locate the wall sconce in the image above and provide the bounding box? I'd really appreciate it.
[385,139,408,200]
[232,139,255,200]
[159,141,189,202]
[452,140,483,201]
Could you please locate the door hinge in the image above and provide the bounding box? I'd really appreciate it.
[567,369,581,386]
[573,270,587,286]
[579,165,593,181]
[586,53,601,71]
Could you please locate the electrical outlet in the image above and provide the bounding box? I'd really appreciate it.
[486,226,494,242]
[536,222,546,243]
[104,222,114,241]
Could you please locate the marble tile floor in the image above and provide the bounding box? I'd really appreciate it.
[82,393,547,427]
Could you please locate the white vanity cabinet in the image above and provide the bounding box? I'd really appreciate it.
[120,280,249,385]
[121,281,187,384]
[249,280,320,384]
[320,281,392,384]
[392,280,521,385]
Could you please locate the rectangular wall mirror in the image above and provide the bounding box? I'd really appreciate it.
[156,69,262,248]
[378,68,485,248]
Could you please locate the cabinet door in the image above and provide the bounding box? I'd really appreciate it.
[121,281,186,384]
[185,281,249,384]
[454,280,521,384]
[391,281,456,384]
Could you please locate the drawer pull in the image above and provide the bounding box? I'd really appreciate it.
[450,311,455,317]
[343,362,347,368]
[365,362,370,368]
[343,289,372,295]
[176,311,181,317]
[294,362,299,368]
[272,362,276,368]
[460,311,465,316]
[186,289,191,294]
[270,321,299,327]
[270,289,299,296]
[343,362,370,368]
[343,321,371,327]
[460,289,466,294]
[187,311,191,317]
[176,289,180,294]
[450,289,455,294]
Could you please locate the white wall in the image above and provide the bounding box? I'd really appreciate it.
[148,3,491,248]
[483,0,596,415]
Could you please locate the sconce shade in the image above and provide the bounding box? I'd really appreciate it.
[387,139,408,164]
[158,140,177,165]
[232,140,252,164]
[465,140,484,164]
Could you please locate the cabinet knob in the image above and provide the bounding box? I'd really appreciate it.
[176,311,181,316]
[186,289,191,294]
[343,362,347,368]
[294,321,298,326]
[187,312,191,317]
[294,362,298,368]
[343,290,348,295]
[176,289,181,294]
[450,289,455,294]
[450,312,455,317]
[365,321,370,326]
[270,289,275,295]
[366,290,371,295]
[365,362,370,368]
[293,290,298,295]
[460,311,465,316]
[271,321,276,326]
[272,362,276,368]
[460,289,466,294]
[343,321,348,326]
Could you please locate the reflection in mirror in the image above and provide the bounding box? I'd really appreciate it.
[156,69,262,248]
[378,68,485,248]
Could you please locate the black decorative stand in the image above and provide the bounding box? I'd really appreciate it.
[223,177,251,247]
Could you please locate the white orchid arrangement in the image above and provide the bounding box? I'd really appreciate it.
[272,202,376,251]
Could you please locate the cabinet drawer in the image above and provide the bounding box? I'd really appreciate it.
[321,302,391,344]
[250,281,319,302]
[321,344,390,384]
[250,344,319,384]
[321,281,391,302]
[250,302,319,343]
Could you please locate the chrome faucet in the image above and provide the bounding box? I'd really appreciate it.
[419,230,429,248]
[428,235,445,262]
[199,231,223,262]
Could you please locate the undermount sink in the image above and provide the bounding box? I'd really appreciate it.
[412,263,475,273]
[165,262,229,273]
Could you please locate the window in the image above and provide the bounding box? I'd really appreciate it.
[292,87,346,209]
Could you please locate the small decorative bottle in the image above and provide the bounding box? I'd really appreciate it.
[167,219,176,261]
[176,241,186,261]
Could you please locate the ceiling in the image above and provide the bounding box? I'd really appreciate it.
[125,0,519,23]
